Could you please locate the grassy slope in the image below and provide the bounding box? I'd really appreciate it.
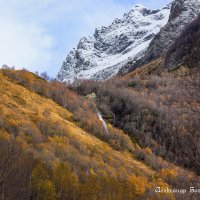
[4,69,200,199]
[0,71,168,192]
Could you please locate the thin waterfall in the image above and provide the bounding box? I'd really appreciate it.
[97,112,108,132]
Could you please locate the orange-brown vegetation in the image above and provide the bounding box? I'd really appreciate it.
[123,58,163,79]
[74,65,200,199]
[0,69,178,200]
[1,68,200,200]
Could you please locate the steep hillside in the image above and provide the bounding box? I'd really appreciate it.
[123,58,163,79]
[0,69,183,200]
[73,65,200,199]
[57,4,170,82]
[165,14,200,69]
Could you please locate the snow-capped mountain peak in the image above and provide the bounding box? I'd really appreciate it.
[57,3,171,83]
[121,0,200,74]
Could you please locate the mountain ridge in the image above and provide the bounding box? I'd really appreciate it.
[125,0,200,74]
[165,14,200,69]
[57,0,200,82]
[57,3,171,82]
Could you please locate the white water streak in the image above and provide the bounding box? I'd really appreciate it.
[97,112,108,132]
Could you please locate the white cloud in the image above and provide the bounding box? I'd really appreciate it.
[0,19,54,71]
[0,0,56,73]
[0,0,130,76]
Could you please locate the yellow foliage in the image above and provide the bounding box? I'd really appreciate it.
[0,70,181,200]
[129,175,148,196]
[144,147,153,155]
[0,129,10,142]
[157,169,177,181]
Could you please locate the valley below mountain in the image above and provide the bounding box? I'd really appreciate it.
[0,0,200,200]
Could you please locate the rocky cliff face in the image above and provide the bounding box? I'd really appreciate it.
[165,14,200,69]
[57,0,200,82]
[125,0,200,73]
[57,4,170,82]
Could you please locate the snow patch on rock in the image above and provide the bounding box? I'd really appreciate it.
[57,4,171,82]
